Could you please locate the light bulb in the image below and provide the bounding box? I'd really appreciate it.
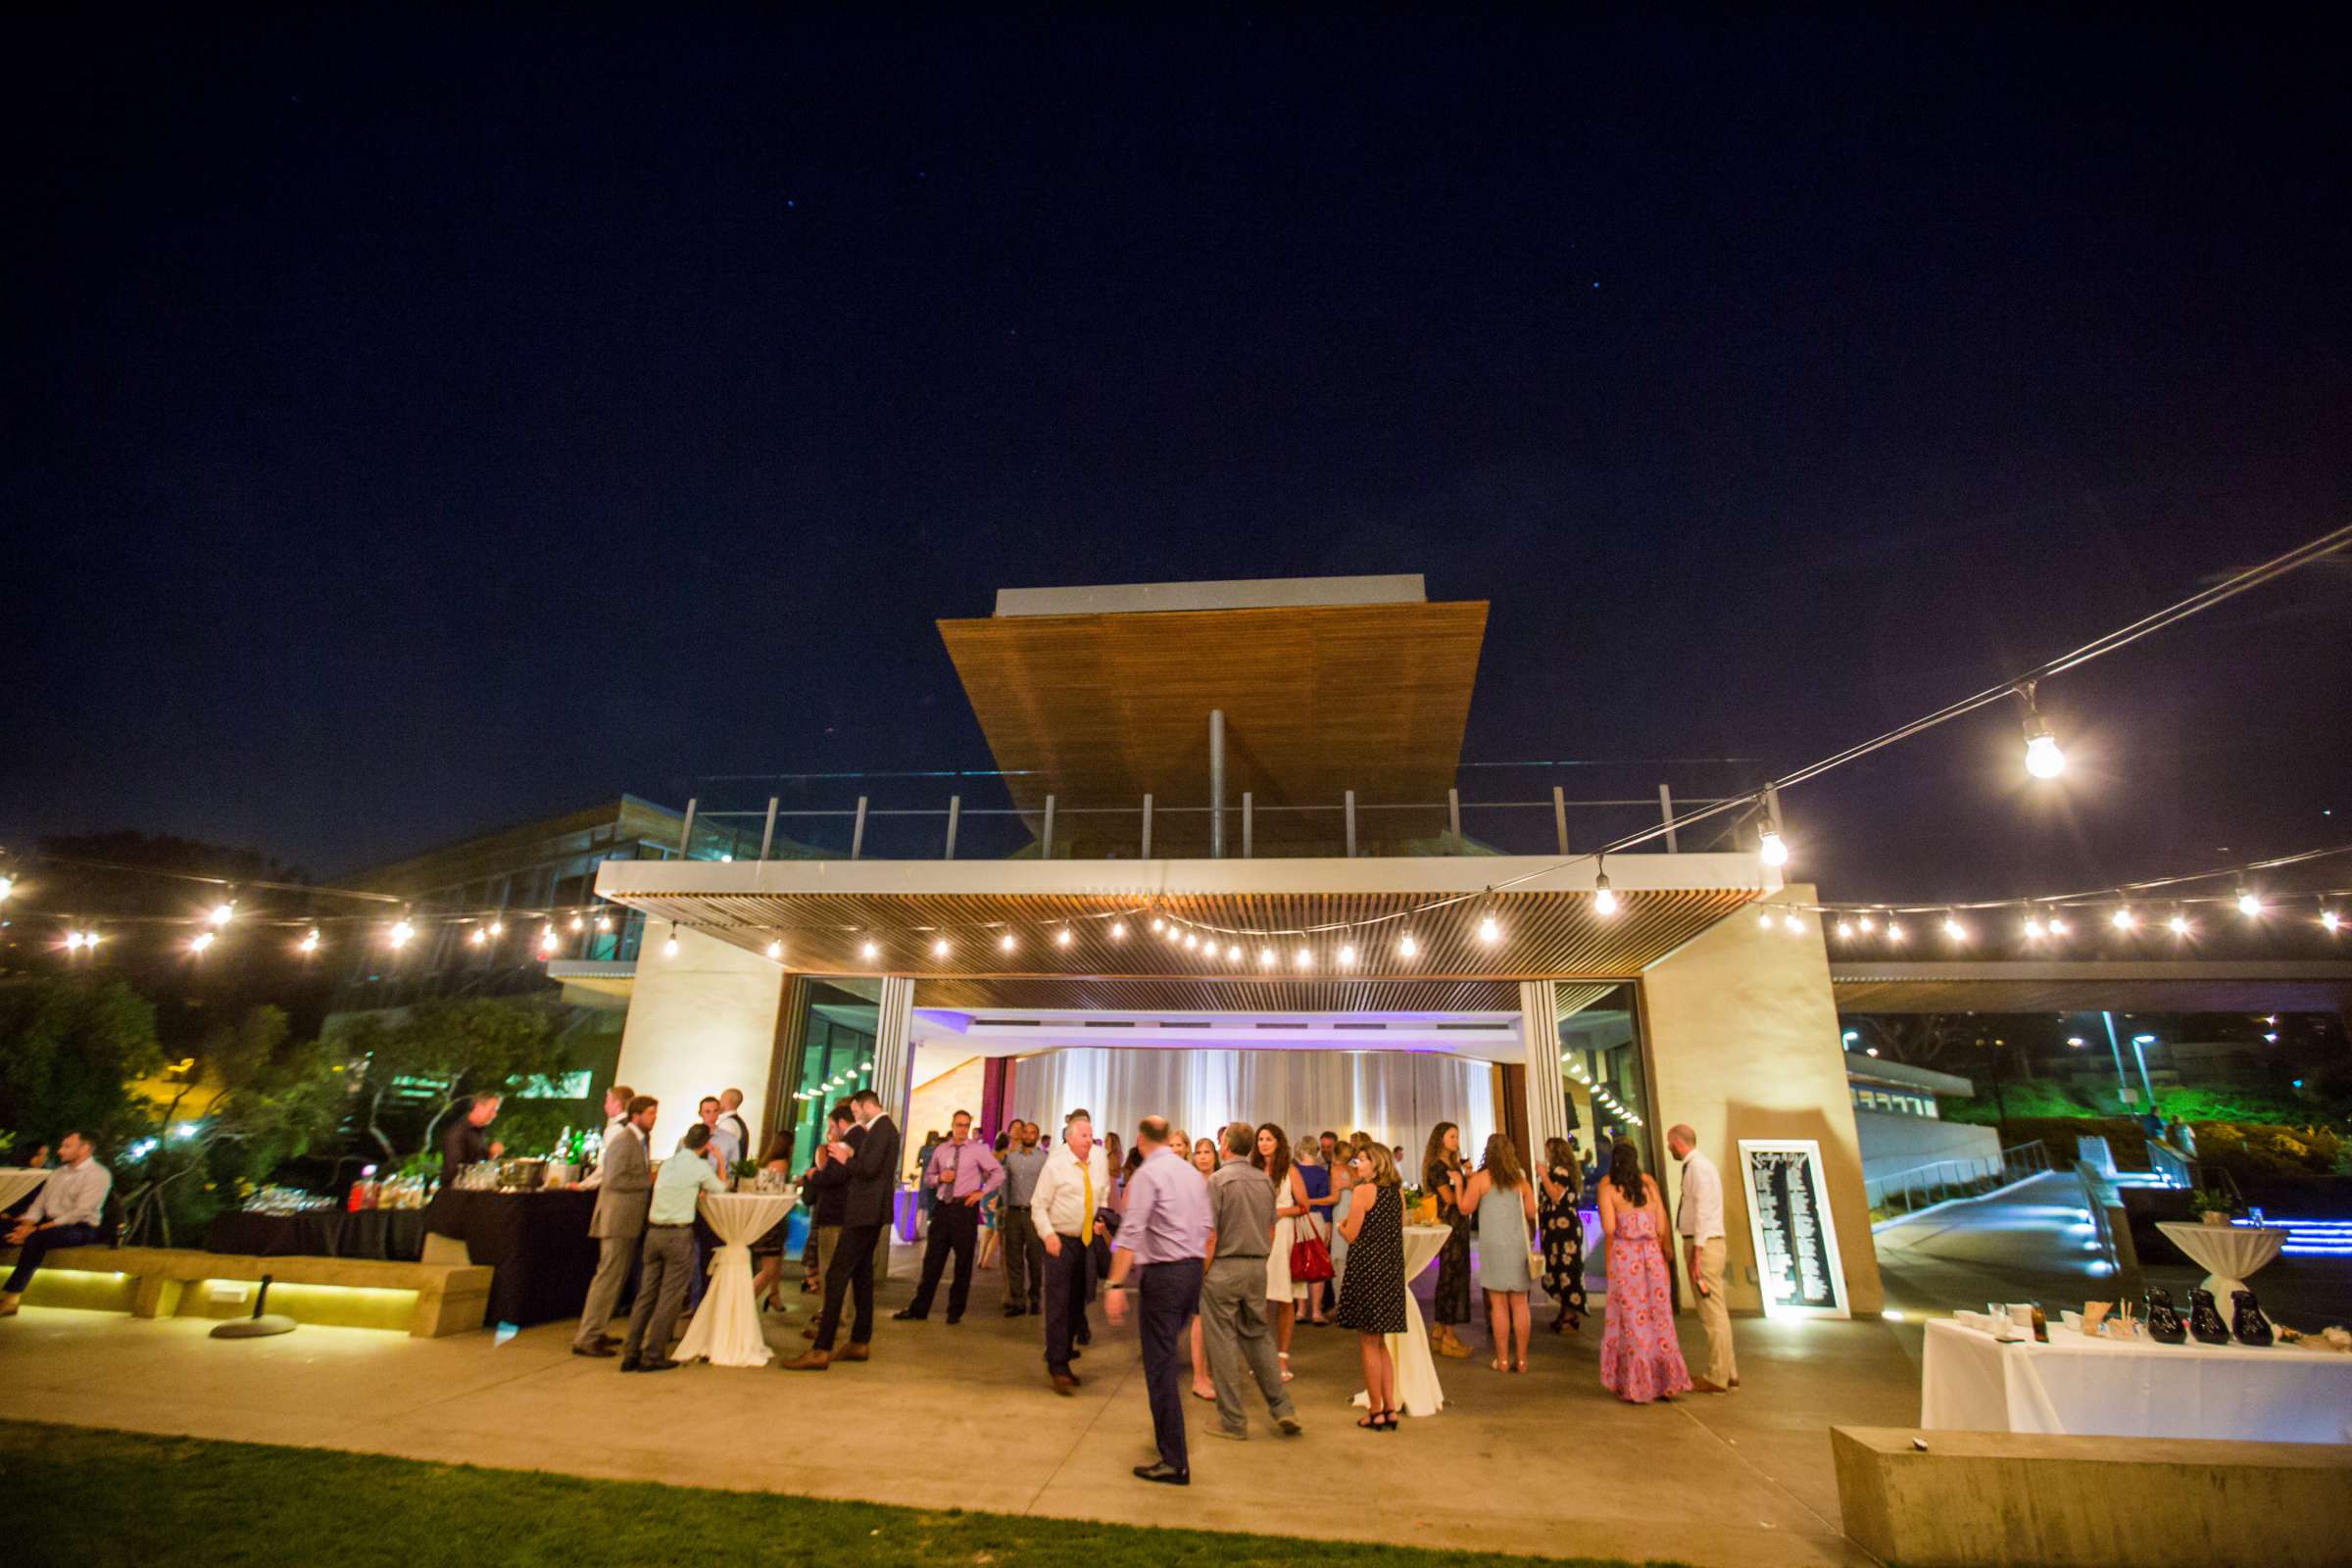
[1338,944,1357,966]
[2168,913,2190,936]
[0,876,12,901]
[488,919,504,937]
[1055,928,1073,948]
[1593,873,1618,917]
[1477,913,1501,944]
[1164,925,1183,944]
[1856,914,1875,933]
[1943,916,1967,942]
[2048,916,2069,937]
[2023,917,2045,941]
[538,928,559,954]
[64,930,85,951]
[2024,728,2065,780]
[596,913,612,932]
[1783,911,1805,935]
[1000,932,1017,952]
[932,938,951,957]
[768,940,786,959]
[662,933,680,958]
[1183,933,1199,950]
[2325,909,2342,934]
[1757,910,1776,928]
[390,919,415,947]
[2236,889,2262,917]
[83,930,100,947]
[208,901,234,927]
[1150,917,1164,933]
[2111,906,2136,931]
[569,913,584,932]
[860,940,879,960]
[1226,943,1241,960]
[469,927,487,946]
[1397,933,1419,957]
[1835,920,1853,940]
[1109,922,1126,940]
[1758,828,1788,867]
[1258,948,1276,969]
[1294,948,1313,969]
[299,928,320,954]
[191,931,215,954]
[1886,921,1906,943]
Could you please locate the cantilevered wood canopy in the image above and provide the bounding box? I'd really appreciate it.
[1831,959,2352,1014]
[936,582,1488,848]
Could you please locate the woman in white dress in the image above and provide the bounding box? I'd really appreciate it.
[1254,1122,1308,1382]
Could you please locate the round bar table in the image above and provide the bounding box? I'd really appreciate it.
[1350,1223,1451,1418]
[675,1188,800,1367]
[2156,1220,2286,1301]
[0,1170,49,1216]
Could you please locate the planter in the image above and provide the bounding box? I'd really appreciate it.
[2201,1210,2231,1226]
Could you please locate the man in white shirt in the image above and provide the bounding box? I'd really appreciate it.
[2,1131,112,1316]
[1029,1108,1109,1394]
[1667,1123,1737,1393]
[573,1085,636,1191]
[717,1088,753,1170]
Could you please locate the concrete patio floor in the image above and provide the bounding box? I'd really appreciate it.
[0,1257,1926,1568]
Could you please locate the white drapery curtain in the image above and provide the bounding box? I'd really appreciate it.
[1006,1048,1498,1160]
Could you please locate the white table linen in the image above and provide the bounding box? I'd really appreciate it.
[1922,1316,2352,1444]
[2156,1221,2286,1299]
[1351,1223,1450,1419]
[673,1190,798,1368]
[0,1171,50,1212]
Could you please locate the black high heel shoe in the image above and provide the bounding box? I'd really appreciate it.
[2187,1288,2230,1345]
[2145,1287,2187,1345]
[2230,1289,2275,1347]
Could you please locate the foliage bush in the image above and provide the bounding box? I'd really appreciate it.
[1986,1115,2150,1168]
[2189,1120,2344,1181]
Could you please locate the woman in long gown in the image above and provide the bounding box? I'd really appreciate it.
[1539,1135,1589,1333]
[1420,1121,1474,1359]
[1596,1138,1693,1404]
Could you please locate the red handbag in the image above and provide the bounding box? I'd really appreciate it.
[1289,1214,1334,1283]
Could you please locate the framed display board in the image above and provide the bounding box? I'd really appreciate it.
[1737,1138,1849,1319]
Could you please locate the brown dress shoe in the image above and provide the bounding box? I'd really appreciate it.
[778,1349,831,1371]
[834,1342,870,1362]
[1051,1372,1079,1396]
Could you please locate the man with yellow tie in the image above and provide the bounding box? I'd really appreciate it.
[1032,1107,1109,1395]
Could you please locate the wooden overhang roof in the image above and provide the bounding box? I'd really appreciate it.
[1830,960,2352,1014]
[935,597,1489,827]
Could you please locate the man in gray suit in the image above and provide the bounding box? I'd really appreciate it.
[572,1094,658,1357]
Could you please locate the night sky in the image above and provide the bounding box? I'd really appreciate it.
[8,14,2347,906]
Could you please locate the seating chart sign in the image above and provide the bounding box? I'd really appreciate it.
[1737,1139,1849,1319]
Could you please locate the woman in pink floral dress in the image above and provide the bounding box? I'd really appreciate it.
[1597,1138,1693,1403]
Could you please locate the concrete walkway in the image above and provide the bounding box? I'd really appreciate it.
[0,1260,1924,1568]
[1873,1171,2117,1315]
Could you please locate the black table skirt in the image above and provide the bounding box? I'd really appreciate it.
[203,1208,427,1261]
[420,1188,599,1328]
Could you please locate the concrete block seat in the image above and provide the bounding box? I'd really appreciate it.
[0,1243,492,1337]
[1833,1425,2352,1568]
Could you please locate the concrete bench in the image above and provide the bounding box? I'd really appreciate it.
[1833,1425,2352,1568]
[1,1245,492,1337]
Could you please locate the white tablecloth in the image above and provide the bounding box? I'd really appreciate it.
[2156,1222,2286,1298]
[673,1190,798,1368]
[1922,1317,2352,1444]
[0,1171,49,1212]
[1350,1223,1450,1419]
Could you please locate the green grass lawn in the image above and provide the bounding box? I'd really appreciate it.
[2,1421,1674,1568]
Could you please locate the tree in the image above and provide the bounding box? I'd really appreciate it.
[0,975,165,1153]
[114,1004,351,1247]
[338,998,574,1164]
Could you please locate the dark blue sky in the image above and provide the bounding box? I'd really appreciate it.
[7,14,2346,904]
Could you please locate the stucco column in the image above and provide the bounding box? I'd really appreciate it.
[1638,886,1884,1316]
[869,974,918,1177]
[1517,980,1572,1165]
[612,925,788,1158]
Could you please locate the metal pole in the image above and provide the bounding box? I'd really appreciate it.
[1552,786,1569,855]
[1658,783,1678,852]
[944,795,960,860]
[1345,790,1357,858]
[760,797,779,860]
[1042,794,1056,861]
[2099,1010,2133,1108]
[1209,708,1226,859]
[851,796,868,860]
[677,797,698,859]
[1141,794,1153,859]
[1242,792,1252,858]
[1447,787,1461,851]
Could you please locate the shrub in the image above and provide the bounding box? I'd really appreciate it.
[2190,1121,2343,1180]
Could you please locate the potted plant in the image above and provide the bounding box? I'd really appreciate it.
[730,1158,760,1192]
[2185,1188,2238,1226]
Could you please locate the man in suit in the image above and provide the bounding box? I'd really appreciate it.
[781,1088,901,1371]
[572,1095,657,1357]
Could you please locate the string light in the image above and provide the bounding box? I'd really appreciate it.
[596,913,612,933]
[569,913,585,932]
[389,919,415,948]
[662,928,680,958]
[1783,911,1805,935]
[1757,910,1776,929]
[2168,909,2192,937]
[1000,932,1017,953]
[1396,933,1419,957]
[1109,922,1126,940]
[0,875,13,902]
[1758,828,1789,867]
[767,939,785,959]
[64,930,85,952]
[298,928,320,955]
[2236,888,2263,917]
[1477,912,1502,945]
[538,926,559,955]
[2019,682,2066,779]
[2022,915,2045,941]
[932,938,951,957]
[860,940,880,960]
[1183,933,1199,950]
[1055,928,1073,948]
[1337,943,1357,966]
[2325,909,2342,934]
[1225,943,1241,960]
[1835,919,1853,940]
[1943,914,1968,943]
[1259,948,1276,969]
[1294,948,1313,969]
[190,931,215,954]
[2048,915,2069,938]
[1150,917,1164,933]
[468,927,487,946]
[1886,920,1906,943]
[2111,904,2136,931]
[488,919,504,937]
[208,900,235,927]
[1592,859,1617,917]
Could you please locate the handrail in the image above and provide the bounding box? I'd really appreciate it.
[1865,1138,2049,1217]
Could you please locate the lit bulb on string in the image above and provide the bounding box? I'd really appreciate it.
[1592,859,1617,917]
[595,913,612,933]
[2322,908,2341,935]
[932,938,951,958]
[2168,910,2191,937]
[1758,828,1788,867]
[298,928,320,956]
[1225,943,1241,961]
[1886,920,1906,944]
[860,940,880,961]
[1258,948,1276,969]
[662,929,680,958]
[1477,913,1501,945]
[1757,909,1776,929]
[1835,920,1853,940]
[1783,911,1805,935]
[1183,933,1199,950]
[2111,905,2136,931]
[190,931,215,954]
[390,918,415,948]
[538,927,559,955]
[999,932,1017,953]
[2047,916,2069,938]
[2023,915,2045,941]
[1055,928,1073,948]
[1294,948,1313,969]
[768,940,785,959]
[1150,917,1164,933]
[1109,922,1126,940]
[208,900,235,927]
[469,927,488,946]
[1396,933,1419,958]
[0,875,13,902]
[488,919,504,937]
[1337,943,1357,966]
[1942,914,1968,943]
[1856,914,1875,934]
[2236,889,2263,917]
[65,930,86,952]
[569,913,584,932]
